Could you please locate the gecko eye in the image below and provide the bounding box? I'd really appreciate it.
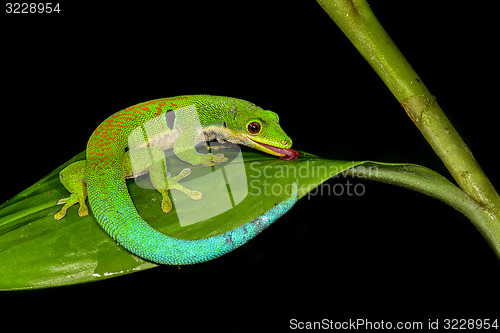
[247,121,261,134]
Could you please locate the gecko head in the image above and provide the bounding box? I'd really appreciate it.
[225,102,299,160]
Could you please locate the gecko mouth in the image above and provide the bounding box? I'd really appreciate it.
[252,140,299,160]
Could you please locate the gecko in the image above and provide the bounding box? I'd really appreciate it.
[54,95,299,265]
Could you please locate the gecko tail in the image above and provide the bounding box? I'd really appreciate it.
[89,173,298,265]
[118,183,298,265]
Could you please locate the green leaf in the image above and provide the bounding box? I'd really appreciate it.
[0,149,360,290]
[1,149,493,290]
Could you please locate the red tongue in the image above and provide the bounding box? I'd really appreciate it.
[256,142,300,160]
[280,148,299,160]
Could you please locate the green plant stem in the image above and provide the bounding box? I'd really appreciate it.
[316,0,500,215]
[348,163,500,257]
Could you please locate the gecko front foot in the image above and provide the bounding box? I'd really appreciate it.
[204,142,233,151]
[200,153,228,167]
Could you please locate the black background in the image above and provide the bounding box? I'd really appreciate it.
[2,1,499,331]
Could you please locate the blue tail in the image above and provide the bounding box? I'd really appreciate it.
[88,167,298,265]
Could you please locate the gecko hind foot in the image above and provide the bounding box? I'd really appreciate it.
[158,188,202,213]
[169,168,192,181]
[55,160,88,220]
[156,168,203,213]
[166,169,203,201]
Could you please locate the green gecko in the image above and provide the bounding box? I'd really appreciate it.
[54,95,299,265]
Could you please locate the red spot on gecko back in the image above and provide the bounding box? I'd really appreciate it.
[87,96,191,161]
